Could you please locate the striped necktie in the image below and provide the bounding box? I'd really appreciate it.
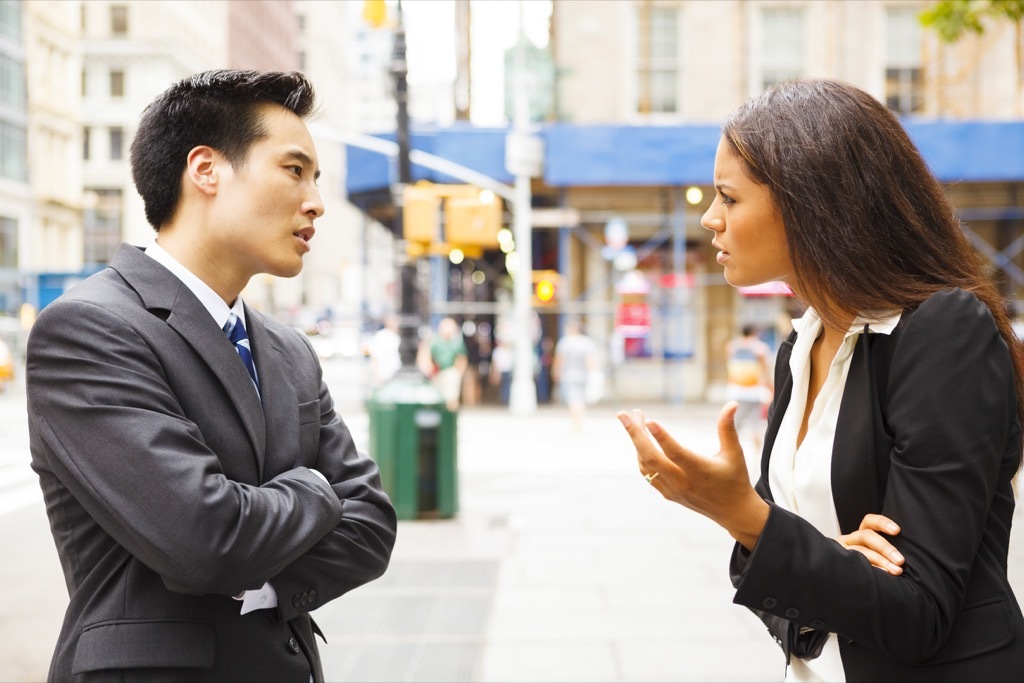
[224,312,259,392]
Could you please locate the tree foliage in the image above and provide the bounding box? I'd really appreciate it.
[921,0,1024,41]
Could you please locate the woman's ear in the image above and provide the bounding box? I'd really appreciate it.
[185,146,218,196]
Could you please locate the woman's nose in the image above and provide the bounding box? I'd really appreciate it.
[701,205,721,232]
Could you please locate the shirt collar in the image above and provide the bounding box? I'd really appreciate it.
[791,307,902,338]
[144,240,246,330]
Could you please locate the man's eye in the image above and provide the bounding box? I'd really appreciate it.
[289,166,302,176]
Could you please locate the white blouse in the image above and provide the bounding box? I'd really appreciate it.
[768,308,901,682]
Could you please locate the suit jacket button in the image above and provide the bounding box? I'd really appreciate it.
[286,637,300,655]
[308,589,317,604]
[762,597,777,609]
[810,619,826,630]
[785,607,800,619]
[292,594,302,609]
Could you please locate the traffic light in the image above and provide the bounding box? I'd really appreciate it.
[445,190,502,248]
[402,183,440,245]
[532,270,560,306]
[362,0,387,28]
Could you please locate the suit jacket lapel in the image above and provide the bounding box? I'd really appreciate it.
[759,334,795,502]
[244,307,297,482]
[831,334,881,535]
[108,245,268,471]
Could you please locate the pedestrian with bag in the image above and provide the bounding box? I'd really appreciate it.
[619,79,1024,680]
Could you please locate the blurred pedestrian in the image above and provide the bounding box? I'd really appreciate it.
[490,337,514,405]
[619,79,1024,679]
[553,319,599,430]
[369,314,401,386]
[429,317,468,411]
[725,324,772,454]
[25,70,397,682]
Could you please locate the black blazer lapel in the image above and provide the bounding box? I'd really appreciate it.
[759,333,795,501]
[831,332,882,535]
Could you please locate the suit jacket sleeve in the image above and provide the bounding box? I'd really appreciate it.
[730,289,1019,663]
[28,298,347,597]
[266,332,397,621]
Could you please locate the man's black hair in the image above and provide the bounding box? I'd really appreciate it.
[130,69,317,229]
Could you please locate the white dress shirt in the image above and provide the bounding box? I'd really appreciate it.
[769,307,902,682]
[144,241,277,616]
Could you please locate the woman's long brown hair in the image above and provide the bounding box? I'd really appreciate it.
[722,79,1024,446]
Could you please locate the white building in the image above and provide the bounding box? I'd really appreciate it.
[0,0,30,317]
[80,0,229,266]
[25,0,83,280]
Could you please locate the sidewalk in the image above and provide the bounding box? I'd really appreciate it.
[316,402,784,682]
[6,368,1024,682]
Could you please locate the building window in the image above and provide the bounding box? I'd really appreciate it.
[109,69,124,98]
[0,216,16,269]
[0,53,25,109]
[760,7,804,89]
[84,189,122,266]
[0,0,21,44]
[83,126,90,161]
[110,5,128,35]
[885,6,924,114]
[637,5,679,114]
[0,121,25,182]
[109,127,123,160]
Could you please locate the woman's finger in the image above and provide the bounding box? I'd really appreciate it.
[617,410,666,469]
[840,529,904,567]
[858,513,901,536]
[845,545,904,575]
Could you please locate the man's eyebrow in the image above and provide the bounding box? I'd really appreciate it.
[285,149,321,180]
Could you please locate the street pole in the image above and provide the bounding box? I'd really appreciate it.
[507,1,537,415]
[390,0,421,375]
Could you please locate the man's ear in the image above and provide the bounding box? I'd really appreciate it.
[185,146,219,196]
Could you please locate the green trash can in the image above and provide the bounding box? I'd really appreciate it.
[367,375,458,520]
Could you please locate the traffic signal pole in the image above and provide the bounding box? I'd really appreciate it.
[390,0,421,374]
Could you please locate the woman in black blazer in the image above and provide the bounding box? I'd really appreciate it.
[619,79,1024,681]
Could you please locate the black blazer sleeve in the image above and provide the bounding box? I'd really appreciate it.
[730,289,1020,664]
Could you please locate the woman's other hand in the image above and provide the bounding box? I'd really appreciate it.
[837,514,905,575]
[618,401,769,551]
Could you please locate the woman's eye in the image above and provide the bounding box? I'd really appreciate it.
[720,193,735,205]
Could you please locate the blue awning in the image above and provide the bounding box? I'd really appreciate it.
[345,120,1024,195]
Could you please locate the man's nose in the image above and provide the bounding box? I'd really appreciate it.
[305,188,324,219]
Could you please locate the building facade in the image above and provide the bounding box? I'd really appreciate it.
[25,0,82,283]
[0,0,29,318]
[546,0,1024,401]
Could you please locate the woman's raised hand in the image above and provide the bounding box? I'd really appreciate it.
[618,401,770,551]
[837,514,905,575]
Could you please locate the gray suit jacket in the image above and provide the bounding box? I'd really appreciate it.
[27,244,397,682]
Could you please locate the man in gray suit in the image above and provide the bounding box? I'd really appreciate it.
[26,70,397,682]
